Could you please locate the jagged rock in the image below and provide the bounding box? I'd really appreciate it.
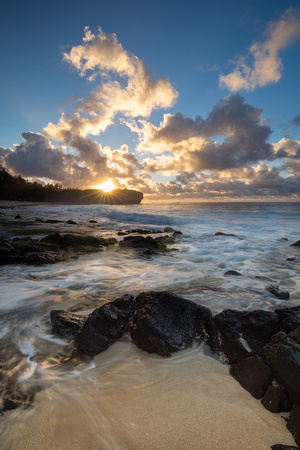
[224,270,242,276]
[74,295,135,357]
[207,309,278,364]
[261,384,292,413]
[130,291,212,357]
[267,286,290,300]
[262,332,300,403]
[50,310,86,338]
[287,404,300,446]
[230,355,272,399]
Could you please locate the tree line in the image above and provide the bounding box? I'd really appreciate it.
[0,166,143,204]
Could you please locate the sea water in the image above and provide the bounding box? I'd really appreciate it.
[0,202,299,449]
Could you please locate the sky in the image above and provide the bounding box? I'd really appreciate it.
[1,0,300,201]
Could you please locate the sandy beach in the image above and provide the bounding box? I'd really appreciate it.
[0,343,296,449]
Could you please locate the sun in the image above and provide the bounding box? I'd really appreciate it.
[94,180,116,192]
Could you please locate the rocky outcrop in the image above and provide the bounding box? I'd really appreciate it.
[48,291,300,446]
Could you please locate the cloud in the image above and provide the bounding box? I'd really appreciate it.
[135,94,274,172]
[145,164,300,200]
[219,7,300,91]
[292,113,300,126]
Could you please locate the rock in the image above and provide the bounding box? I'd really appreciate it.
[224,270,242,276]
[208,309,278,364]
[164,227,175,233]
[14,214,22,219]
[74,295,135,357]
[287,257,296,261]
[275,306,300,334]
[40,233,102,247]
[0,240,67,265]
[271,445,299,450]
[214,232,238,237]
[230,355,272,399]
[262,332,300,403]
[267,286,290,300]
[50,310,86,338]
[44,219,64,223]
[261,384,292,413]
[66,220,77,225]
[287,404,300,446]
[291,240,300,247]
[89,220,98,223]
[119,235,171,253]
[130,291,213,357]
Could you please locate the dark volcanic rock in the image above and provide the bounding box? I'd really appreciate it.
[230,355,272,399]
[275,306,300,334]
[267,286,290,300]
[271,445,299,450]
[130,291,212,356]
[119,235,172,253]
[261,384,292,413]
[0,240,67,265]
[208,309,278,364]
[287,404,300,446]
[50,310,86,338]
[224,270,243,276]
[40,232,101,247]
[74,295,135,357]
[214,232,238,237]
[262,332,300,403]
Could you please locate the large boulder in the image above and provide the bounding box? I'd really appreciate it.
[41,233,101,247]
[74,295,135,357]
[130,291,212,356]
[208,309,278,364]
[262,331,300,403]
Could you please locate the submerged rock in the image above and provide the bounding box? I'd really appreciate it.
[224,270,243,277]
[50,310,86,338]
[267,286,290,300]
[130,291,212,356]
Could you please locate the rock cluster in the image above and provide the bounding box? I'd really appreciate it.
[50,290,300,446]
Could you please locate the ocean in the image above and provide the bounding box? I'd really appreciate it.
[0,201,299,449]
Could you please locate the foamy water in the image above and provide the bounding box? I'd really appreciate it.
[0,202,299,448]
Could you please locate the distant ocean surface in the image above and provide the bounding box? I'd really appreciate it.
[0,201,299,449]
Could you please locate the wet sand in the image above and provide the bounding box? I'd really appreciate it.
[0,343,296,449]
